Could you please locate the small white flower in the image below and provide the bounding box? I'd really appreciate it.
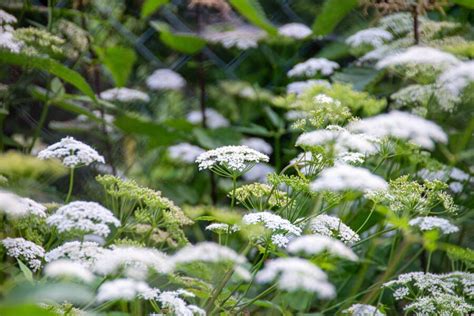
[94,246,172,279]
[256,257,335,297]
[310,214,360,245]
[240,137,273,155]
[343,304,384,316]
[45,241,105,267]
[348,111,447,150]
[287,58,339,78]
[146,69,186,90]
[376,46,460,70]
[195,145,269,175]
[203,25,266,50]
[0,9,17,26]
[278,23,312,39]
[46,201,120,237]
[205,223,240,234]
[286,80,331,95]
[156,290,206,316]
[172,242,246,265]
[99,87,150,102]
[310,165,388,192]
[0,32,22,53]
[409,216,459,235]
[436,61,474,106]
[288,235,358,261]
[168,143,205,164]
[186,108,230,129]
[0,191,46,218]
[44,259,94,282]
[96,278,152,302]
[346,28,393,49]
[1,237,45,271]
[37,136,105,168]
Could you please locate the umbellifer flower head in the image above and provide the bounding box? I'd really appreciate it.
[37,136,105,168]
[1,237,45,271]
[46,201,120,237]
[195,145,269,177]
[408,216,459,235]
[287,235,358,261]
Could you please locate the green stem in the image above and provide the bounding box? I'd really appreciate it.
[230,176,237,208]
[426,251,433,272]
[65,168,75,203]
[28,102,49,154]
[353,205,376,236]
[47,0,54,31]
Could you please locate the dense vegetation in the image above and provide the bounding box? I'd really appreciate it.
[0,0,473,315]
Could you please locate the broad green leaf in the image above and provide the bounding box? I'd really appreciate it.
[0,51,96,100]
[229,0,277,35]
[141,0,169,18]
[451,0,474,8]
[0,304,57,316]
[312,0,358,35]
[16,260,33,283]
[151,22,206,55]
[30,87,102,123]
[95,46,137,87]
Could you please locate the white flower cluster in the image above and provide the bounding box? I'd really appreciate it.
[205,223,240,234]
[195,145,269,174]
[46,201,120,237]
[296,125,380,156]
[256,257,335,297]
[172,242,246,266]
[310,214,360,245]
[310,165,388,192]
[379,12,416,35]
[45,241,105,267]
[286,79,330,95]
[44,259,94,283]
[0,10,22,53]
[186,108,230,129]
[204,25,266,50]
[99,87,150,102]
[168,143,205,164]
[348,111,447,150]
[287,58,339,78]
[376,46,460,70]
[346,27,393,48]
[240,137,273,155]
[153,290,205,316]
[287,235,358,261]
[409,216,459,235]
[242,211,302,247]
[278,23,312,39]
[384,272,474,315]
[0,191,46,218]
[97,278,152,302]
[343,304,384,316]
[146,69,186,90]
[94,246,172,279]
[1,237,45,271]
[37,136,105,168]
[436,61,474,106]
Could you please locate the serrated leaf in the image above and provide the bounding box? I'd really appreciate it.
[95,46,137,87]
[312,0,358,35]
[0,51,95,100]
[229,0,277,35]
[141,0,169,18]
[151,22,206,55]
[16,260,33,283]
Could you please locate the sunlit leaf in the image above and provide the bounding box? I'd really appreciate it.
[95,46,137,87]
[151,22,206,55]
[228,0,277,35]
[312,0,358,35]
[141,0,169,18]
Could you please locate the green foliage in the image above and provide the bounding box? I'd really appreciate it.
[150,22,206,55]
[141,0,170,18]
[0,151,66,182]
[95,46,137,87]
[311,0,358,35]
[228,0,277,35]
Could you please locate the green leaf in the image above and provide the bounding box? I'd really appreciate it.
[16,260,33,283]
[0,51,96,100]
[451,0,474,8]
[0,304,57,316]
[193,128,242,149]
[114,114,185,146]
[311,0,358,35]
[229,0,277,35]
[30,87,102,123]
[151,22,206,55]
[95,46,137,87]
[141,0,169,18]
[332,66,383,91]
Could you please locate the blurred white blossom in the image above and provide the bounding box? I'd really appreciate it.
[278,23,312,39]
[146,69,186,90]
[287,58,339,78]
[186,108,229,129]
[44,259,94,282]
[100,87,150,102]
[288,235,358,261]
[168,143,205,164]
[409,216,459,235]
